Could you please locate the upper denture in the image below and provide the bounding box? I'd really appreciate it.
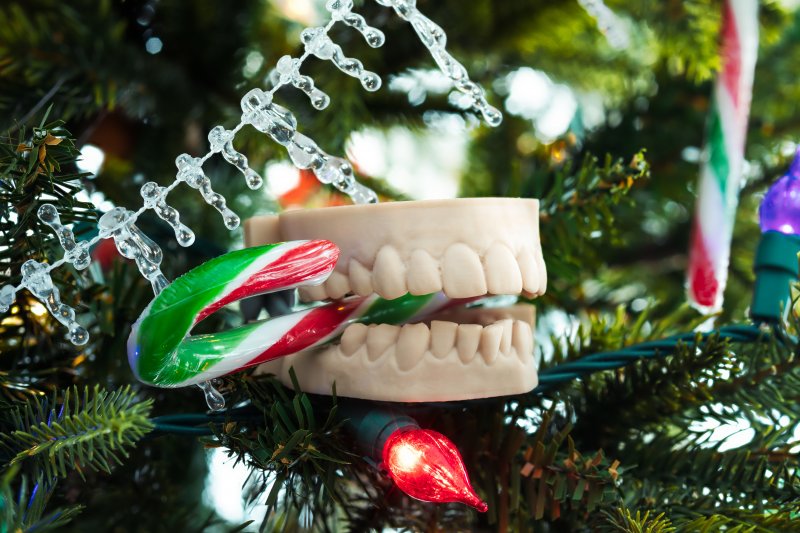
[246,198,547,301]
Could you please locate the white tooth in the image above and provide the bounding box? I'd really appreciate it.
[366,324,399,361]
[372,246,407,300]
[396,323,430,371]
[484,243,523,295]
[430,320,457,358]
[407,249,442,295]
[456,324,482,363]
[324,271,350,300]
[442,244,487,298]
[480,324,503,364]
[512,320,533,361]
[517,250,540,297]
[299,284,327,302]
[498,319,513,354]
[349,259,373,296]
[535,251,548,295]
[340,323,368,356]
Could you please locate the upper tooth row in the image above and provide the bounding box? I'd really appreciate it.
[338,319,533,370]
[301,243,546,301]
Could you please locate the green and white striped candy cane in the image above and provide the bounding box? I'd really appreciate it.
[128,240,339,387]
[128,240,470,388]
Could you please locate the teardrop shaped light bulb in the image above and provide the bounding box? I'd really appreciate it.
[382,428,487,512]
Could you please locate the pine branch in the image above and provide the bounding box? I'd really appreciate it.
[623,434,800,508]
[601,503,800,533]
[600,508,675,533]
[0,113,118,394]
[0,465,83,531]
[652,314,800,451]
[1,385,153,479]
[517,409,621,523]
[673,503,800,532]
[539,304,705,372]
[537,301,798,451]
[210,373,355,529]
[534,151,650,294]
[539,152,649,222]
[0,115,96,285]
[566,330,735,448]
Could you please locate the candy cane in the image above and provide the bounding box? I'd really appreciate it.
[687,0,759,312]
[128,240,338,387]
[128,241,471,388]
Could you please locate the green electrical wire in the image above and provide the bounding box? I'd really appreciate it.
[150,410,258,436]
[150,323,773,435]
[533,323,766,392]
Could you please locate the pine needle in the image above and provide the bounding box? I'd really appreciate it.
[1,385,153,479]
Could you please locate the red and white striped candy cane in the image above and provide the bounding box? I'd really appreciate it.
[128,240,469,388]
[687,0,759,312]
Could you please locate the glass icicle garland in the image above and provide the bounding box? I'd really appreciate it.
[301,25,382,91]
[375,0,503,126]
[0,0,503,348]
[208,126,264,190]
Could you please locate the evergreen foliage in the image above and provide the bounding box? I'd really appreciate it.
[1,0,800,531]
[0,466,83,532]
[212,373,354,527]
[1,386,153,479]
[601,508,675,533]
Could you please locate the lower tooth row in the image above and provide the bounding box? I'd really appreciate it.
[337,319,533,369]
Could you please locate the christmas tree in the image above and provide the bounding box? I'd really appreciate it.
[2,0,800,531]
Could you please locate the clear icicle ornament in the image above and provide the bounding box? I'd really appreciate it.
[275,55,331,110]
[240,91,378,204]
[240,89,298,146]
[37,203,91,270]
[300,27,382,91]
[0,285,17,313]
[175,154,240,229]
[326,0,386,48]
[140,182,195,247]
[20,260,89,345]
[375,0,502,126]
[287,132,326,170]
[351,182,379,204]
[198,380,225,411]
[322,156,357,194]
[99,207,169,294]
[208,126,264,189]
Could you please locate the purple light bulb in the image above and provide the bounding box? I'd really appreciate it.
[759,148,800,235]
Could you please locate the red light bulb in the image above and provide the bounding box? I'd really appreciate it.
[382,428,488,512]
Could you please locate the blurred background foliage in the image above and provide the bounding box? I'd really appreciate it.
[2,0,800,530]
